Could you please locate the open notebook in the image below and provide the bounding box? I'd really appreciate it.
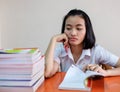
[58,64,104,91]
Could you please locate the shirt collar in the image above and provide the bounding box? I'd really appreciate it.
[80,49,91,60]
[60,47,91,60]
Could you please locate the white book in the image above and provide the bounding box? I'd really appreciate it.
[0,56,45,75]
[0,71,44,86]
[0,55,44,68]
[58,64,104,91]
[0,51,42,64]
[0,76,44,92]
[0,66,44,80]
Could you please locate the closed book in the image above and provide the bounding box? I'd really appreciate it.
[0,76,44,92]
[0,66,44,80]
[0,56,45,75]
[0,70,44,86]
[0,48,40,58]
[0,51,41,64]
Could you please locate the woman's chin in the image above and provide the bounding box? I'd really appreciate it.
[69,42,78,46]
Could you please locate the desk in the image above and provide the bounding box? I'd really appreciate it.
[36,72,120,92]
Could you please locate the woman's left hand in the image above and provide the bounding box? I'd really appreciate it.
[85,64,108,76]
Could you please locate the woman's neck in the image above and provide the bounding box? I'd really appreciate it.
[70,45,83,63]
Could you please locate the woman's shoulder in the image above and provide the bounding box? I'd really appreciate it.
[91,44,114,57]
[92,44,105,50]
[91,44,107,54]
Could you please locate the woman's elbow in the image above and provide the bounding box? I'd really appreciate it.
[44,69,55,78]
[45,68,58,78]
[45,71,52,78]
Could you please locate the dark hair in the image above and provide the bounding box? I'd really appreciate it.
[61,9,96,49]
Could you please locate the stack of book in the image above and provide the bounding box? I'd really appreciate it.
[0,48,45,92]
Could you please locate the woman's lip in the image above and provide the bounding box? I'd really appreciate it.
[69,38,78,41]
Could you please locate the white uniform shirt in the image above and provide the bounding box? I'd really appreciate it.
[54,44,119,72]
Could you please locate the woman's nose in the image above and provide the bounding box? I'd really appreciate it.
[71,29,77,36]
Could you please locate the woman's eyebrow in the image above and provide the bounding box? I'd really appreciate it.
[76,24,83,26]
[65,24,83,27]
[66,24,72,27]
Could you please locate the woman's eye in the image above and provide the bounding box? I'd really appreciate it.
[66,28,71,30]
[77,28,82,31]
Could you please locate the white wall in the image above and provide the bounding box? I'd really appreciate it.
[0,1,2,48]
[0,17,1,48]
[0,0,120,56]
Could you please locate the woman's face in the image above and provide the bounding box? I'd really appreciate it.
[64,15,86,46]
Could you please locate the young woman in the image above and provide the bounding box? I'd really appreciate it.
[45,9,120,78]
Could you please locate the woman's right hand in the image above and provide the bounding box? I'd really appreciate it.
[52,33,69,46]
[52,33,69,52]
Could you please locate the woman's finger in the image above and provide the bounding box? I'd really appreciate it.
[87,64,99,71]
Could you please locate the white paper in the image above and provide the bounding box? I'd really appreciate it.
[59,65,87,90]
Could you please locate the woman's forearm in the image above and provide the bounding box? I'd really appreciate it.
[45,34,68,78]
[106,67,120,76]
[106,58,120,76]
[45,37,57,77]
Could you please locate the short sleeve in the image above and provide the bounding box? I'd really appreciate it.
[54,44,63,64]
[94,45,119,66]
